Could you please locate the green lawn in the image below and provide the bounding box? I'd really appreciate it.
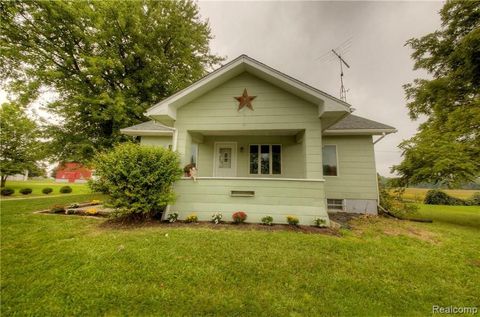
[2,180,91,197]
[398,187,479,202]
[1,196,479,316]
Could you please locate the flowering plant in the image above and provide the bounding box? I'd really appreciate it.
[261,216,273,226]
[232,211,247,224]
[85,208,98,215]
[167,212,179,223]
[185,213,198,223]
[211,212,223,224]
[313,217,327,227]
[90,200,102,205]
[68,203,80,208]
[286,215,299,226]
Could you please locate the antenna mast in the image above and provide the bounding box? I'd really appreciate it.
[331,49,350,102]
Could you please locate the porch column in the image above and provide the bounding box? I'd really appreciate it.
[303,128,323,179]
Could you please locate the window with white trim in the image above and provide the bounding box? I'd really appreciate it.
[249,145,281,175]
[322,145,338,176]
[327,199,344,211]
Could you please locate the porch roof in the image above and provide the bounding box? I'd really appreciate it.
[120,120,174,136]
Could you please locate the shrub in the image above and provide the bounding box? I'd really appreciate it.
[185,213,198,223]
[68,202,80,208]
[19,188,33,195]
[232,211,247,223]
[466,192,480,206]
[167,212,179,223]
[261,216,273,226]
[42,187,53,195]
[313,217,327,227]
[59,186,73,194]
[90,143,182,219]
[424,189,464,205]
[286,215,299,226]
[1,188,15,196]
[50,205,65,213]
[211,212,223,224]
[90,199,101,205]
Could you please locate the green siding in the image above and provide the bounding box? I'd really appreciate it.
[170,178,328,225]
[322,136,378,200]
[140,136,172,148]
[174,72,322,179]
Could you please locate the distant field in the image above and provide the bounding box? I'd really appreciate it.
[395,188,479,202]
[2,179,91,197]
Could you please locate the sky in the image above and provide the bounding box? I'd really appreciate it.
[197,0,444,176]
[0,1,444,176]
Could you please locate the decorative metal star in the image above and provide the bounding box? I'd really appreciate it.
[234,88,256,111]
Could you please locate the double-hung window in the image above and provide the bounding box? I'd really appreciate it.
[322,145,338,176]
[249,145,281,175]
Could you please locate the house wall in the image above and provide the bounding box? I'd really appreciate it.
[140,136,172,148]
[322,135,379,213]
[170,178,328,225]
[196,135,304,178]
[174,72,323,180]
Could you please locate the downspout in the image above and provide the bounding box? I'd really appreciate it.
[172,127,178,151]
[373,132,387,145]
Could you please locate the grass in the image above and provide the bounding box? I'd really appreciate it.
[1,180,91,198]
[398,187,478,202]
[1,195,479,316]
[415,204,480,228]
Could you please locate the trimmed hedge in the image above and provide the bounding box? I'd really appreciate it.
[59,186,72,194]
[1,188,15,196]
[42,187,53,194]
[19,188,33,195]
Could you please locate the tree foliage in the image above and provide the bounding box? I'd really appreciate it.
[0,103,43,187]
[90,143,182,219]
[393,0,480,187]
[0,0,222,161]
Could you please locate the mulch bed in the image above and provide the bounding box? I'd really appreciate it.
[100,219,340,236]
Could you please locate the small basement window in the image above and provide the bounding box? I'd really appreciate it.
[327,199,344,211]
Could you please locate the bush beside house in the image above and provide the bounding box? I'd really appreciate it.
[90,143,182,219]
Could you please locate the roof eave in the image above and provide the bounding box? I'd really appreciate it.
[323,128,397,136]
[120,129,174,137]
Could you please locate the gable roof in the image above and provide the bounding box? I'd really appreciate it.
[145,54,352,126]
[120,120,174,136]
[324,114,397,135]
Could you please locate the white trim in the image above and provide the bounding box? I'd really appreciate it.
[322,144,339,177]
[120,129,174,136]
[213,142,237,177]
[180,176,325,182]
[323,128,397,136]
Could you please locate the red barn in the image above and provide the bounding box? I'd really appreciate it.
[55,162,92,183]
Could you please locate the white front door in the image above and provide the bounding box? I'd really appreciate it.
[214,142,237,177]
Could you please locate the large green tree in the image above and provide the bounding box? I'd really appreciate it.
[0,0,222,161]
[393,0,480,187]
[0,103,43,187]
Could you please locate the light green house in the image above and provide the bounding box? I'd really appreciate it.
[121,55,396,225]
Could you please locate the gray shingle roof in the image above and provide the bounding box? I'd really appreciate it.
[121,121,174,132]
[327,114,396,131]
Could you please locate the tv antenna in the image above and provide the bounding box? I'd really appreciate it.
[317,38,352,102]
[331,49,350,102]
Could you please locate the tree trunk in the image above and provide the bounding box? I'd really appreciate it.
[1,175,7,188]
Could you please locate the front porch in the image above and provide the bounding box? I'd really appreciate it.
[168,129,329,225]
[169,177,329,225]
